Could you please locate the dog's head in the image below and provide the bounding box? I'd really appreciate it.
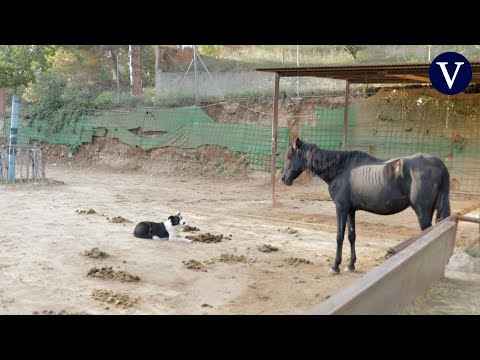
[168,212,186,226]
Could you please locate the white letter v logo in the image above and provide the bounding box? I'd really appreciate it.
[436,62,464,89]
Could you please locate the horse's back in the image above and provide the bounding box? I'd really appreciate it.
[399,153,447,178]
[400,152,444,165]
[343,152,447,215]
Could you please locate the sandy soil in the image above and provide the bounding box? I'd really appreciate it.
[1,164,478,315]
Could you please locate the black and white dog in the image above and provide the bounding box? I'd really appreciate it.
[133,212,192,243]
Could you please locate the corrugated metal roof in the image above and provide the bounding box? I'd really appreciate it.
[256,62,480,84]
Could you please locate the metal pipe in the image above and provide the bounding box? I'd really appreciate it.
[0,147,4,183]
[19,146,22,183]
[41,153,46,181]
[37,150,41,181]
[34,149,39,182]
[296,45,299,97]
[456,214,480,224]
[114,51,120,104]
[196,52,224,99]
[271,73,280,203]
[32,150,36,182]
[193,45,199,103]
[457,202,480,215]
[26,148,29,182]
[7,96,19,183]
[386,207,480,259]
[342,81,350,150]
[175,58,194,99]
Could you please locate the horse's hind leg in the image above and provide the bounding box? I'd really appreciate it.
[329,207,347,274]
[345,211,356,272]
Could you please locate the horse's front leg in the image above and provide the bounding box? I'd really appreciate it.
[329,207,347,274]
[345,211,356,272]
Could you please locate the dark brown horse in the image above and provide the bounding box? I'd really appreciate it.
[282,138,451,274]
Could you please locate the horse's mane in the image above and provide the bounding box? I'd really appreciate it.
[299,141,379,183]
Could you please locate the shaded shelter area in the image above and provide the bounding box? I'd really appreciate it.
[257,62,480,200]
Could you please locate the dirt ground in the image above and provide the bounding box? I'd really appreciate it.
[401,271,480,315]
[1,156,479,315]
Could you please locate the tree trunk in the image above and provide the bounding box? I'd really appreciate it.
[129,45,142,96]
[0,88,6,120]
[111,51,120,82]
[0,88,6,140]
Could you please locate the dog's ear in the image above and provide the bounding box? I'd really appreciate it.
[168,216,174,221]
[176,211,181,216]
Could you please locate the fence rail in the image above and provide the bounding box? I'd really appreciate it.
[0,145,46,184]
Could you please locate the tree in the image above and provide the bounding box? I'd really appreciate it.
[343,45,365,62]
[129,45,142,96]
[426,45,433,61]
[198,45,221,59]
[0,45,56,94]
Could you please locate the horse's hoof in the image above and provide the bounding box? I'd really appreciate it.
[344,266,355,273]
[328,268,340,275]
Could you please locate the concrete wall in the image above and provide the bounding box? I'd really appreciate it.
[155,71,343,97]
[309,220,458,315]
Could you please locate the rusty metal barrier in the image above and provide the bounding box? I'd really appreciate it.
[385,203,480,259]
[309,203,480,315]
[310,219,458,315]
[0,145,46,184]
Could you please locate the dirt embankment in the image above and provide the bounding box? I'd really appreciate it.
[30,94,350,181]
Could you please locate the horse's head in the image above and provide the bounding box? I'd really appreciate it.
[282,138,305,186]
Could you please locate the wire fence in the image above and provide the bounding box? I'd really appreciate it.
[2,86,480,196]
[300,86,480,197]
[1,45,480,196]
[158,45,480,72]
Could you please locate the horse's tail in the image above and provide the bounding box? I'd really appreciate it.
[435,160,451,222]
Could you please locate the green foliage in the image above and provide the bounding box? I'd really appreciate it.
[94,91,116,109]
[70,143,81,155]
[466,243,480,258]
[198,45,221,58]
[26,77,96,133]
[27,77,65,119]
[141,46,156,87]
[212,159,226,173]
[23,72,55,103]
[153,92,197,108]
[118,91,154,108]
[0,45,56,93]
[343,45,366,61]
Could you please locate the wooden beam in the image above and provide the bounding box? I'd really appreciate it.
[388,74,431,83]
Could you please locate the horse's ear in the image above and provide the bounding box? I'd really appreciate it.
[293,138,302,150]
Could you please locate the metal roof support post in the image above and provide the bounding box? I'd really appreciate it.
[7,95,19,183]
[343,80,350,150]
[271,73,280,202]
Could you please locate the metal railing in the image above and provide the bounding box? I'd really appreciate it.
[0,145,46,184]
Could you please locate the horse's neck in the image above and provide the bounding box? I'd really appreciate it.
[305,148,351,184]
